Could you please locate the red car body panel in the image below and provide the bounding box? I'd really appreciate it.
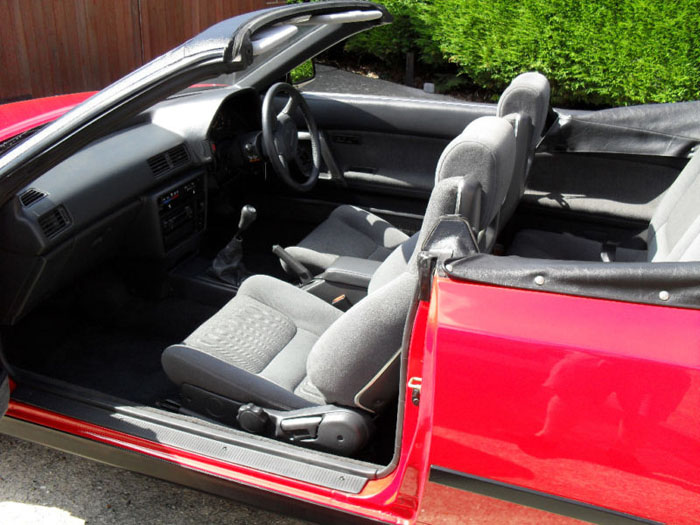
[427,276,700,524]
[0,93,96,142]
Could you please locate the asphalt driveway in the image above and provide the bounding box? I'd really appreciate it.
[0,434,307,525]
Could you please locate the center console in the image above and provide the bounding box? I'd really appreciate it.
[158,175,206,251]
[302,256,383,306]
[127,171,208,265]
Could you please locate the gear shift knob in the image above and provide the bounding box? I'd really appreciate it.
[236,205,257,237]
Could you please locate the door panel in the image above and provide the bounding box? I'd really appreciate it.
[329,130,448,195]
[303,93,496,201]
[271,93,496,236]
[525,152,685,223]
[518,102,700,235]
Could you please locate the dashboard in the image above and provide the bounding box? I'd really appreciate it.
[0,87,264,325]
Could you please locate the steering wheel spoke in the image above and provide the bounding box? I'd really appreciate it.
[277,96,297,120]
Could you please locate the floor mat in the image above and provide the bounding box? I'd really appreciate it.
[5,287,217,406]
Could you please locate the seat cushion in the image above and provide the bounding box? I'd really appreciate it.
[162,274,342,410]
[286,205,409,274]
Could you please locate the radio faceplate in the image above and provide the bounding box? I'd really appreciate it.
[157,175,205,251]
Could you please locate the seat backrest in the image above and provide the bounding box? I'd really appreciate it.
[434,115,516,252]
[497,72,551,228]
[648,153,700,262]
[306,116,516,413]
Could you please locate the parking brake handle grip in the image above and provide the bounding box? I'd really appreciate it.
[272,245,313,284]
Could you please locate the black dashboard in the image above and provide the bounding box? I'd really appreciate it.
[0,87,264,325]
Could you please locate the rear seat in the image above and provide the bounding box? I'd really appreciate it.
[508,153,700,262]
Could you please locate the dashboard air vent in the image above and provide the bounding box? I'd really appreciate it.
[19,188,46,207]
[167,144,189,168]
[38,206,71,238]
[147,144,190,177]
[148,153,170,176]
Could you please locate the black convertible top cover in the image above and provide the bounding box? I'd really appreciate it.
[542,101,700,158]
[444,254,700,309]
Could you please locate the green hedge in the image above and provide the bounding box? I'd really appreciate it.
[345,0,700,107]
[344,0,440,64]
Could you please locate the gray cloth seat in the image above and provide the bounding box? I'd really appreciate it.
[162,115,516,417]
[163,252,418,413]
[496,72,551,227]
[508,153,700,263]
[285,204,409,275]
[284,73,546,275]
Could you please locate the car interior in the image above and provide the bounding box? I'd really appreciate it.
[1,32,698,483]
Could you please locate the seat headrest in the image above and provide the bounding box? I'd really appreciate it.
[497,72,551,148]
[434,116,516,234]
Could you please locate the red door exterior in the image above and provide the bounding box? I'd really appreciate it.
[419,276,700,524]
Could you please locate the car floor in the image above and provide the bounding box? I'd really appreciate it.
[4,269,219,406]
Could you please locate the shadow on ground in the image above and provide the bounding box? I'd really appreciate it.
[0,435,308,525]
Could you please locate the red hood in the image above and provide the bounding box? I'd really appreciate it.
[0,92,96,143]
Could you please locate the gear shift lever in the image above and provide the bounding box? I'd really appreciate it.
[211,205,257,286]
[235,204,257,239]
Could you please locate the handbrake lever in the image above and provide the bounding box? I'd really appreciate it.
[272,245,313,285]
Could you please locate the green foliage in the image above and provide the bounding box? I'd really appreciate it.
[344,0,441,65]
[347,0,700,106]
[290,60,315,84]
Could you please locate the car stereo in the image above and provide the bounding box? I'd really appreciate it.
[157,175,205,251]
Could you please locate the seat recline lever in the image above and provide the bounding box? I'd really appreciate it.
[237,403,373,456]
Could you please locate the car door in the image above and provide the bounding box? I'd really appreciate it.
[412,259,700,524]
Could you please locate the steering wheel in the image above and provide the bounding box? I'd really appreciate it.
[261,82,322,192]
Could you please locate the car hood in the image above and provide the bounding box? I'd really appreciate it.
[0,93,96,143]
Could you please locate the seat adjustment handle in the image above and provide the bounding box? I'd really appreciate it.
[236,403,373,456]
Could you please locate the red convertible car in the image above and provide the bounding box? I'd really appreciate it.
[1,2,699,523]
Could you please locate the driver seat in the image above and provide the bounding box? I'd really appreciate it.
[161,116,515,455]
[282,72,550,275]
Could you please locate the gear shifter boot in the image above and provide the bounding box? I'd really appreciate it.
[211,236,247,286]
[211,205,257,286]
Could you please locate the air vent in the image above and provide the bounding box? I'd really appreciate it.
[19,188,46,207]
[38,206,71,238]
[147,144,190,177]
[147,154,170,176]
[167,144,189,167]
